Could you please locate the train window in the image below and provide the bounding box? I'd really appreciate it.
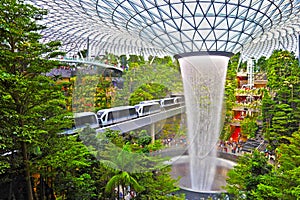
[74,113,98,128]
[108,112,113,121]
[74,116,84,127]
[112,110,119,119]
[164,99,174,105]
[153,104,161,111]
[143,105,151,113]
[129,108,136,116]
[118,109,127,118]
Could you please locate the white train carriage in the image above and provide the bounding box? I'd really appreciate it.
[139,97,184,109]
[174,96,185,104]
[97,106,138,127]
[135,102,161,117]
[74,112,99,129]
[139,99,161,105]
[160,97,176,107]
[61,112,99,135]
[61,96,184,134]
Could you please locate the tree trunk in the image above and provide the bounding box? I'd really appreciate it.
[8,151,14,200]
[21,142,34,200]
[8,181,13,200]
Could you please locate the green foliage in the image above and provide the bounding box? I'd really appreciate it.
[0,1,99,199]
[119,54,128,67]
[136,166,183,199]
[261,50,300,151]
[231,131,300,200]
[255,56,267,72]
[99,142,161,198]
[0,1,64,74]
[54,173,97,200]
[276,131,300,199]
[147,139,164,152]
[105,171,144,193]
[240,117,258,138]
[221,123,232,141]
[113,59,183,106]
[221,53,239,141]
[79,127,182,199]
[31,135,98,199]
[137,130,152,147]
[104,52,119,65]
[266,50,298,89]
[70,75,113,112]
[150,55,180,70]
[225,150,273,199]
[226,50,300,200]
[129,82,169,105]
[104,129,125,148]
[127,54,144,68]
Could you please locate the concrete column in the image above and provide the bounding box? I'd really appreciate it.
[151,123,155,144]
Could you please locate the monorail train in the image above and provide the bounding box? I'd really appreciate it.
[62,96,185,134]
[139,96,184,107]
[97,97,184,127]
[97,106,138,127]
[74,112,99,129]
[134,102,161,117]
[61,112,99,135]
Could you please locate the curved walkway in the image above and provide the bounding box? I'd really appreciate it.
[50,58,123,72]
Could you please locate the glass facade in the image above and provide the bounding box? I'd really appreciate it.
[28,0,300,59]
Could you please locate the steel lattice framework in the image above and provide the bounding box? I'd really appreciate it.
[28,0,300,60]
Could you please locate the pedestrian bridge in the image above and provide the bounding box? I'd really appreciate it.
[50,58,123,72]
[47,58,123,78]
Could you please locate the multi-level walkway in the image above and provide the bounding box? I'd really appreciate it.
[51,57,123,72]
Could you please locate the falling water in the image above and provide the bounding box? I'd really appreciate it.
[178,55,229,191]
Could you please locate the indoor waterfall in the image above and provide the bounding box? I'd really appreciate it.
[178,54,230,191]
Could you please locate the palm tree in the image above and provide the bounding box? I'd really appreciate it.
[102,146,145,200]
[105,170,143,200]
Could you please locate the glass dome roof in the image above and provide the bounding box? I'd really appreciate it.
[28,0,300,59]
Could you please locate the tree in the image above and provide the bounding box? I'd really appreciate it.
[225,50,300,199]
[136,130,152,148]
[256,56,267,72]
[80,128,146,199]
[105,165,144,200]
[0,1,67,199]
[80,126,183,199]
[240,117,258,138]
[98,141,147,199]
[136,166,183,199]
[266,50,298,89]
[129,82,169,105]
[127,54,144,67]
[225,150,273,199]
[262,50,300,151]
[119,54,128,69]
[242,130,300,200]
[221,53,239,140]
[276,131,300,199]
[113,58,183,106]
[32,135,97,199]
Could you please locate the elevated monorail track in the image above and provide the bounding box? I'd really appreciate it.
[96,105,186,134]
